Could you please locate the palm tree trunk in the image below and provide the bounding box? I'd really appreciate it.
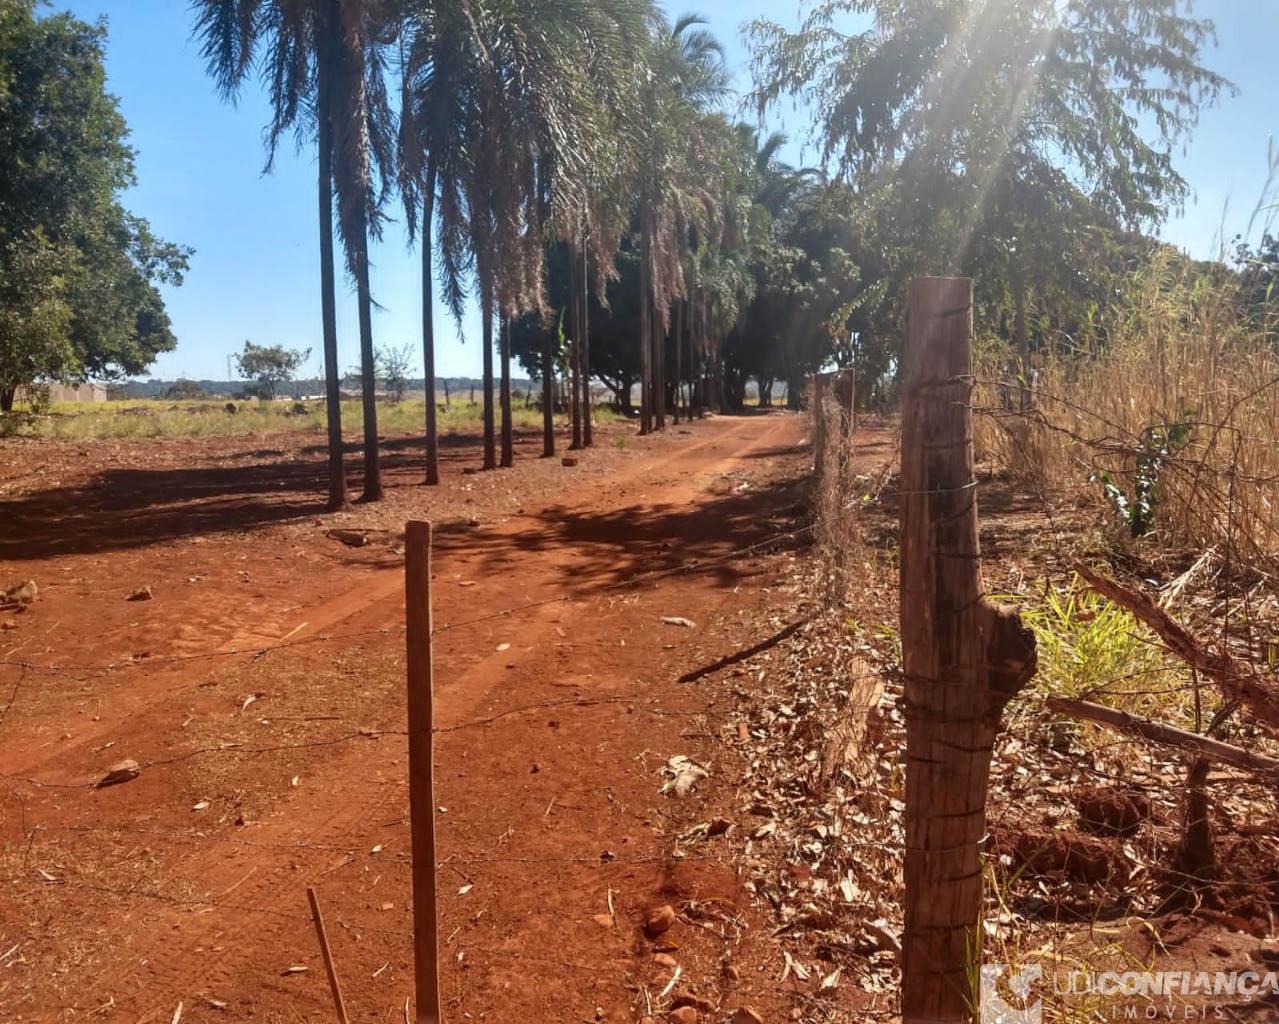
[654,303,666,430]
[500,317,513,467]
[581,245,592,448]
[315,14,348,510]
[541,322,555,457]
[421,164,440,486]
[354,213,382,502]
[673,297,684,426]
[481,280,496,471]
[638,218,652,436]
[569,246,582,450]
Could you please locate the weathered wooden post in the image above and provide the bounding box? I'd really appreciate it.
[813,372,829,483]
[899,279,1036,1023]
[405,522,442,1024]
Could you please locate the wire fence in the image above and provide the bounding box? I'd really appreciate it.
[5,376,1279,1020]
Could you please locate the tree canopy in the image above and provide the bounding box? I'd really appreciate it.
[0,0,190,411]
[235,340,311,400]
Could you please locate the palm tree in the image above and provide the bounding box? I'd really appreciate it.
[192,0,394,503]
[633,13,729,434]
[401,0,649,472]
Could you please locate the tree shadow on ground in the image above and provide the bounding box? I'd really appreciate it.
[431,469,812,600]
[0,429,524,561]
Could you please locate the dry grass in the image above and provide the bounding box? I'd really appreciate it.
[974,250,1279,572]
[0,396,626,440]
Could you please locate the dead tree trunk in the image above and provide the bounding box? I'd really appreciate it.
[899,277,1036,1024]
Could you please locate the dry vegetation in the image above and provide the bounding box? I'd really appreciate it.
[974,251,1279,575]
[0,396,625,440]
[788,314,1279,1018]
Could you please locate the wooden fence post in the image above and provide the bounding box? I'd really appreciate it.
[898,279,1036,1024]
[812,372,829,483]
[405,522,442,1024]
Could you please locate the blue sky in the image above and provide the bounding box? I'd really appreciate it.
[54,0,1279,383]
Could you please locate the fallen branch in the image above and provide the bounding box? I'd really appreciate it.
[677,616,813,684]
[1073,563,1279,728]
[1045,695,1279,776]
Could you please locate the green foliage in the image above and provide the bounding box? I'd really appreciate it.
[0,3,189,411]
[1089,414,1195,538]
[1017,576,1200,728]
[748,0,1232,383]
[235,341,310,400]
[0,1,189,410]
[164,380,207,400]
[375,344,414,402]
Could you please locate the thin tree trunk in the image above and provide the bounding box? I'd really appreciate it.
[541,323,555,457]
[654,302,666,430]
[1012,263,1030,411]
[421,164,440,486]
[481,281,496,471]
[569,246,582,450]
[638,214,652,436]
[0,387,14,413]
[315,16,348,510]
[581,244,592,448]
[354,216,382,502]
[673,297,684,425]
[500,317,513,468]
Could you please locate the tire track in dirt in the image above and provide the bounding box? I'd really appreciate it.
[7,413,809,1021]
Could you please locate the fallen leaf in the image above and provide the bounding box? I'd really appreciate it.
[282,965,308,975]
[661,616,695,628]
[457,884,474,896]
[660,755,708,798]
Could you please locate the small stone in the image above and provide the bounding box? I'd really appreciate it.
[672,993,715,1014]
[3,580,38,606]
[126,586,153,602]
[668,1009,697,1024]
[733,1008,764,1024]
[645,904,676,936]
[653,953,678,969]
[723,964,740,982]
[97,759,140,788]
[326,529,368,548]
[592,914,615,929]
[561,456,579,467]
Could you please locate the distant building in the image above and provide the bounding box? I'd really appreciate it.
[16,382,107,403]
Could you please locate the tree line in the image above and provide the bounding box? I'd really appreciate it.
[6,0,1273,527]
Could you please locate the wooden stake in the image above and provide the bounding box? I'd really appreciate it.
[899,278,1036,1024]
[307,886,349,1024]
[405,522,442,1024]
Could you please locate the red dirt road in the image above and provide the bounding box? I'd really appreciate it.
[1,412,820,1023]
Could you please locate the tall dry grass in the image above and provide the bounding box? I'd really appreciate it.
[974,248,1279,570]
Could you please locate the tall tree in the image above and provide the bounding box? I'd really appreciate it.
[0,3,188,413]
[633,13,729,433]
[401,0,649,469]
[193,0,395,505]
[752,3,1230,1019]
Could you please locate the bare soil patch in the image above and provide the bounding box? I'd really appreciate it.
[1,412,850,1023]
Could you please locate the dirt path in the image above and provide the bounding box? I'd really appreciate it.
[0,412,825,1023]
